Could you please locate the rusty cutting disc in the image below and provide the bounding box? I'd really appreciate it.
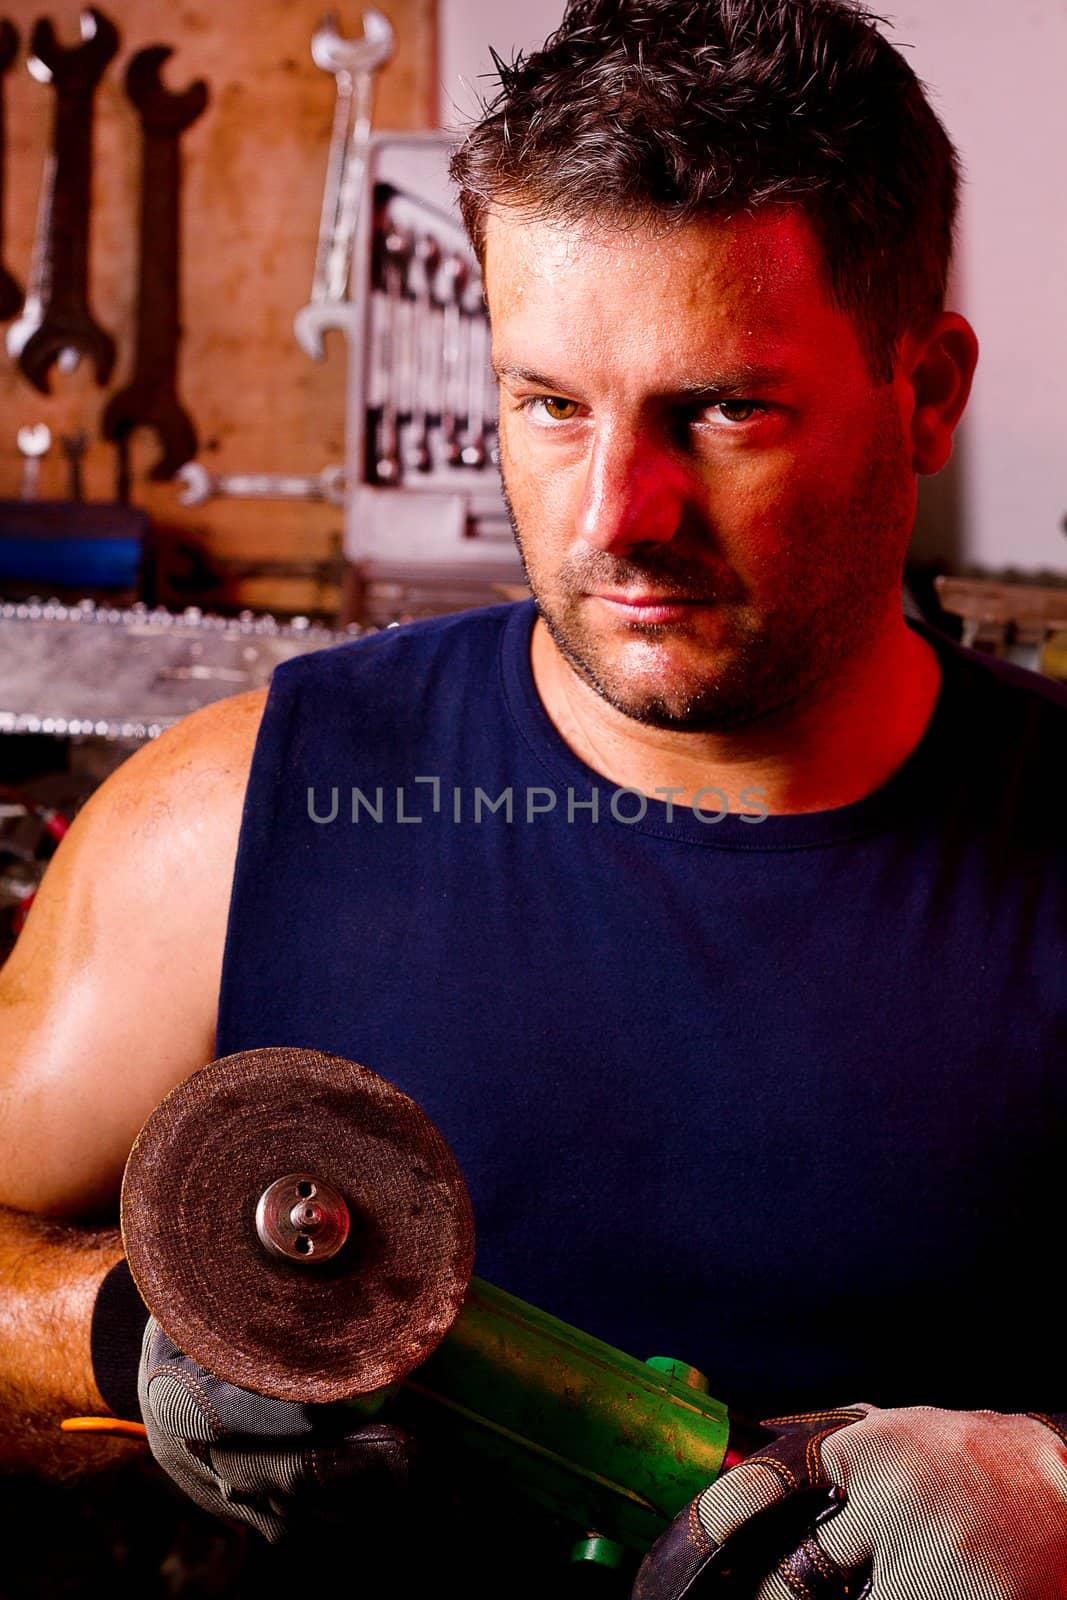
[121,1047,475,1403]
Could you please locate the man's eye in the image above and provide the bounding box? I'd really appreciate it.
[527,396,580,422]
[712,400,763,423]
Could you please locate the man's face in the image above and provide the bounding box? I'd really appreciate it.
[486,205,919,731]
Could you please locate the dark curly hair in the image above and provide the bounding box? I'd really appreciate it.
[449,0,960,381]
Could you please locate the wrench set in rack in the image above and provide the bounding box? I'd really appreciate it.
[342,133,521,613]
[367,191,497,485]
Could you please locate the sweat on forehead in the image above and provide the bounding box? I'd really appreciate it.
[482,204,844,368]
[484,199,818,273]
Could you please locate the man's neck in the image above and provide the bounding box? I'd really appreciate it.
[529,608,944,817]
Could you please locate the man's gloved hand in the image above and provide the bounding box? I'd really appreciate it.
[632,1402,1067,1599]
[138,1315,413,1544]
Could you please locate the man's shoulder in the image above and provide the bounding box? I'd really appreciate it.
[911,616,1067,730]
[908,620,1067,854]
[136,684,270,794]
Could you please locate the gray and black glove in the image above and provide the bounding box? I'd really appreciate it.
[632,1402,1067,1599]
[138,1315,413,1544]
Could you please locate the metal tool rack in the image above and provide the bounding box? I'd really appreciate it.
[343,131,519,602]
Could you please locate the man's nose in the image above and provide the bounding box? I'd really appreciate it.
[575,425,691,553]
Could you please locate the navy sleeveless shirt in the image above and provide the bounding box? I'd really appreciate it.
[216,600,1067,1418]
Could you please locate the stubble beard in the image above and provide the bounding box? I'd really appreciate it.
[501,405,915,734]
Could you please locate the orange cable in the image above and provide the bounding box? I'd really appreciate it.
[61,1416,148,1439]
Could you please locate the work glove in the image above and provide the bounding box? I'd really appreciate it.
[632,1402,1067,1599]
[138,1315,413,1544]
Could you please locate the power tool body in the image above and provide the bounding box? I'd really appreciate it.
[121,1047,757,1568]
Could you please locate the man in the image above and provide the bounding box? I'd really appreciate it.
[3,0,1067,1594]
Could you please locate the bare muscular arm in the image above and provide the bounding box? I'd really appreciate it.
[0,1212,128,1477]
[0,686,266,1475]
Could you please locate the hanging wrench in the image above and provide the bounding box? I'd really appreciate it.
[0,20,23,322]
[293,9,394,361]
[374,224,410,483]
[407,233,439,472]
[101,45,208,479]
[176,462,347,507]
[7,8,118,392]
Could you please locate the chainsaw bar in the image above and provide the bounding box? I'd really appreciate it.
[0,597,367,741]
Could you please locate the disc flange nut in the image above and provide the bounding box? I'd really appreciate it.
[255,1172,350,1264]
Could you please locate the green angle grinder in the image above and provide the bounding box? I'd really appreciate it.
[120,1046,760,1571]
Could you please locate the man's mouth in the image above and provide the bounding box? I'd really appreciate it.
[591,592,713,623]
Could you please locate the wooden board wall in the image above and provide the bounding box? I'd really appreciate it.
[0,0,437,614]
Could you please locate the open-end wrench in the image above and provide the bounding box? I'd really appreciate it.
[101,45,208,479]
[7,8,118,392]
[0,20,23,321]
[293,9,394,361]
[407,233,439,472]
[176,461,347,507]
[374,224,410,483]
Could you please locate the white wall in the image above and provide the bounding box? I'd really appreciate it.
[435,0,1067,575]
[895,1,1067,573]
[437,0,566,130]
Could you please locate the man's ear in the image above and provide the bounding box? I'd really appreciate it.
[900,312,979,476]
